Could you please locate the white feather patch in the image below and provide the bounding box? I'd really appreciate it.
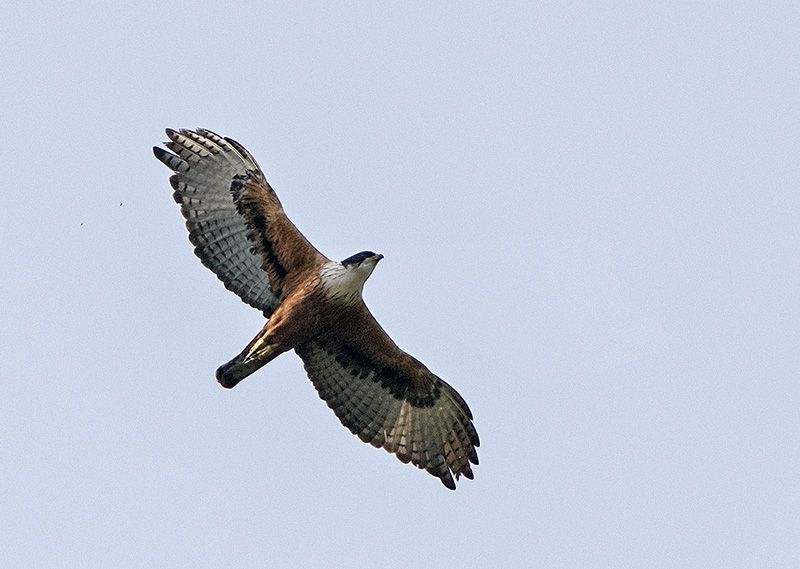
[319,261,374,305]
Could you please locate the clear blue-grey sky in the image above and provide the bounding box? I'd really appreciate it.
[2,3,798,568]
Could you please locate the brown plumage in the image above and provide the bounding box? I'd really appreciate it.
[153,128,479,489]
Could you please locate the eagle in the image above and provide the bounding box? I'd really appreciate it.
[153,128,479,489]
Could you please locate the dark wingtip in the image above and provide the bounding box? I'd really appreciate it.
[441,475,457,491]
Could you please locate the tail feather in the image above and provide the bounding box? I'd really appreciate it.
[216,357,268,388]
[216,335,283,388]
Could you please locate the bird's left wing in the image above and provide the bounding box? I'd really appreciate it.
[295,306,480,490]
[153,128,325,315]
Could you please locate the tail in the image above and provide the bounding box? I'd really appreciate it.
[216,357,269,388]
[216,333,283,388]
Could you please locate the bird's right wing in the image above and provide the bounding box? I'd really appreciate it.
[153,128,325,315]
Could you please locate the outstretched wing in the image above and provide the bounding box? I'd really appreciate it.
[153,128,325,316]
[295,306,479,490]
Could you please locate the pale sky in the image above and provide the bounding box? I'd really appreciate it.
[2,3,798,568]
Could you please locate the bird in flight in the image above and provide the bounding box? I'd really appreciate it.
[153,129,479,489]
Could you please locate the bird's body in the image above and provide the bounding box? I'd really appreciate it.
[154,128,479,489]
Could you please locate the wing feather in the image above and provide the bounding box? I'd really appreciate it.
[295,307,479,490]
[153,128,324,315]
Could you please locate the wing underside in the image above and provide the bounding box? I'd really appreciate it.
[153,128,323,315]
[296,326,479,490]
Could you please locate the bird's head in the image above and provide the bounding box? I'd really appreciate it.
[320,251,383,304]
[341,250,383,281]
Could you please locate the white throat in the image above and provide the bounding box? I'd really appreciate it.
[319,261,371,305]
